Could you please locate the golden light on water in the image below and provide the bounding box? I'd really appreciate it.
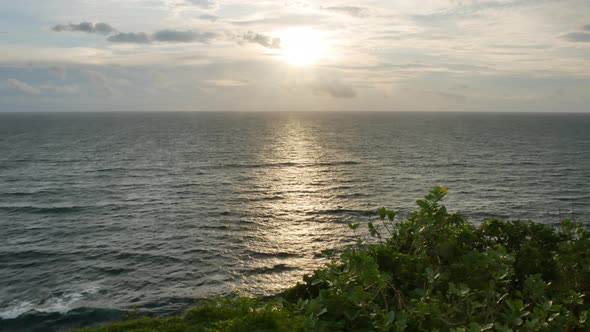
[278,28,326,66]
[237,116,347,295]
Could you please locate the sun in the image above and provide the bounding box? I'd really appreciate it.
[278,28,326,66]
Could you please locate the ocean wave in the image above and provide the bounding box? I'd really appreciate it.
[306,208,372,216]
[0,307,125,332]
[237,195,286,202]
[0,287,100,320]
[0,189,61,197]
[245,264,298,275]
[243,250,302,259]
[0,202,140,214]
[333,193,369,198]
[197,161,361,170]
[0,205,87,214]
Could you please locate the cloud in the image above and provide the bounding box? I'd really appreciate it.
[48,66,66,79]
[231,13,325,28]
[39,84,79,95]
[52,20,217,44]
[321,6,369,17]
[205,79,249,87]
[560,24,590,42]
[5,78,79,96]
[108,32,151,44]
[561,32,590,42]
[106,30,217,44]
[309,81,356,98]
[7,79,41,95]
[243,31,281,49]
[52,22,116,35]
[198,14,218,22]
[153,30,217,43]
[186,0,218,9]
[84,71,114,96]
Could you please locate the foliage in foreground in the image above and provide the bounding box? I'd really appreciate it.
[82,188,590,331]
[78,297,303,332]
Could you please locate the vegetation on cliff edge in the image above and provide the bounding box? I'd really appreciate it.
[80,187,590,331]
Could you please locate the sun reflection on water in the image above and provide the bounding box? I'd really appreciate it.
[235,116,354,295]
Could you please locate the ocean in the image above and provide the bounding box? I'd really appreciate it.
[1,112,589,331]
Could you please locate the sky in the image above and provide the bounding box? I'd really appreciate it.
[1,0,590,112]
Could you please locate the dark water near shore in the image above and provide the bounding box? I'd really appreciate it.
[1,112,589,331]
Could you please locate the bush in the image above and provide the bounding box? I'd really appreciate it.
[78,298,304,332]
[83,188,590,331]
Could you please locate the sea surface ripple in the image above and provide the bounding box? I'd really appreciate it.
[0,112,589,331]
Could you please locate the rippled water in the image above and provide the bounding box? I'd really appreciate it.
[1,112,589,331]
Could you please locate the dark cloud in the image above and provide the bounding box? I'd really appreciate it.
[186,0,217,9]
[107,30,217,44]
[95,23,117,34]
[152,30,217,43]
[108,32,150,44]
[322,6,368,17]
[583,24,590,31]
[7,79,41,95]
[562,32,590,42]
[243,31,281,49]
[310,81,356,98]
[53,20,216,44]
[52,22,116,35]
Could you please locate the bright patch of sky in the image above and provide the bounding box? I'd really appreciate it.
[1,0,590,111]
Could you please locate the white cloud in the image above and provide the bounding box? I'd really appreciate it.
[321,6,369,17]
[205,79,249,87]
[308,80,356,98]
[186,0,218,10]
[7,79,41,95]
[39,84,79,95]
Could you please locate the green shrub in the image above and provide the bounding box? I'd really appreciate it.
[78,298,304,332]
[83,188,590,331]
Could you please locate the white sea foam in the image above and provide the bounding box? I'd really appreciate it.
[0,301,35,320]
[0,286,100,320]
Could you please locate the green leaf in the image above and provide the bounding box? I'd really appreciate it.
[416,200,429,210]
[385,311,395,325]
[459,284,470,296]
[311,279,323,286]
[481,323,494,331]
[387,210,396,221]
[348,223,360,230]
[368,222,379,237]
[469,322,481,332]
